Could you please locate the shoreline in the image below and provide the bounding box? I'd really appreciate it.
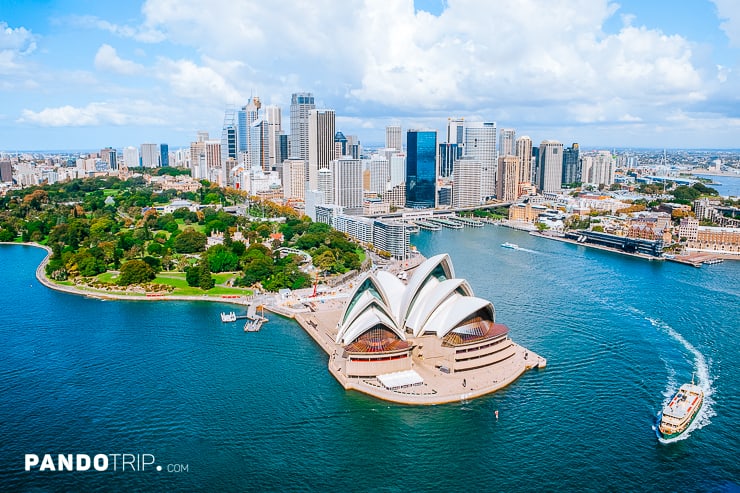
[7,241,546,406]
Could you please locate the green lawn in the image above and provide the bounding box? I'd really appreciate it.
[94,270,252,297]
[176,220,206,233]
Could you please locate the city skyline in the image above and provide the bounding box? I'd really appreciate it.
[1,0,740,151]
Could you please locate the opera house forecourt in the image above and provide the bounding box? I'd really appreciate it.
[298,253,546,404]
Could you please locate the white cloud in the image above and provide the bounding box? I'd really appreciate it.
[0,22,36,72]
[94,44,144,75]
[65,15,165,43]
[18,101,167,127]
[712,0,740,47]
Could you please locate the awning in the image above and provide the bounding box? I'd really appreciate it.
[377,369,424,390]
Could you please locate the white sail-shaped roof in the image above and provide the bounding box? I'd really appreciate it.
[405,278,474,335]
[335,254,498,347]
[424,296,494,338]
[336,306,405,345]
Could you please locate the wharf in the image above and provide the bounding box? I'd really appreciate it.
[530,231,664,261]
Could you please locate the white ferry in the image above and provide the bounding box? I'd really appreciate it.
[220,311,237,322]
[500,242,519,250]
[658,379,704,440]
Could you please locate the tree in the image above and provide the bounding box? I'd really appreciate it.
[205,244,239,272]
[173,228,207,253]
[199,261,215,290]
[118,259,156,285]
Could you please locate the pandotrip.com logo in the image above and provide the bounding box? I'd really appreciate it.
[25,454,189,473]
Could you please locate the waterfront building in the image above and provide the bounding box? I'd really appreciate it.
[452,156,482,208]
[562,143,580,185]
[334,254,517,378]
[536,140,563,193]
[497,155,520,203]
[499,128,516,157]
[382,183,406,208]
[308,109,336,191]
[314,207,409,259]
[289,92,315,160]
[515,136,533,189]
[509,202,547,223]
[438,185,452,206]
[386,125,402,152]
[282,159,306,201]
[464,121,497,201]
[681,216,740,254]
[406,129,438,208]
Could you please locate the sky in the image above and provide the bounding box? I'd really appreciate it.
[1,0,740,151]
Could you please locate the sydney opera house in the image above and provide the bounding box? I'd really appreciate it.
[327,253,543,403]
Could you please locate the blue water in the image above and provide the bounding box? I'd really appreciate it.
[1,237,739,492]
[695,174,740,197]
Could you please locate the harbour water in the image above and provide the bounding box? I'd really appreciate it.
[1,235,738,491]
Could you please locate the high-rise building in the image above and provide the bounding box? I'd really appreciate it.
[499,128,516,157]
[331,157,363,212]
[405,129,437,208]
[0,160,12,182]
[536,140,564,193]
[515,136,533,185]
[100,147,117,170]
[237,97,261,160]
[562,143,580,185]
[282,159,305,201]
[307,109,336,191]
[289,92,315,160]
[160,144,169,168]
[334,131,348,157]
[123,146,139,168]
[221,107,238,163]
[389,152,406,188]
[317,168,334,205]
[464,121,497,201]
[586,150,615,186]
[249,119,270,171]
[452,157,482,208]
[264,105,282,168]
[447,118,465,147]
[439,143,461,178]
[368,154,390,194]
[386,125,402,152]
[346,135,361,159]
[496,155,519,202]
[140,143,160,168]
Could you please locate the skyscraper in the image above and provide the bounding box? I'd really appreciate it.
[249,119,270,172]
[100,147,117,170]
[289,92,315,160]
[123,146,139,168]
[140,143,159,168]
[159,144,169,168]
[447,118,465,147]
[499,128,516,157]
[515,136,533,185]
[282,159,306,201]
[452,157,482,208]
[562,143,580,185]
[464,121,497,201]
[537,140,564,193]
[405,129,437,208]
[496,155,519,202]
[307,109,336,191]
[332,157,364,212]
[368,154,390,194]
[439,143,461,178]
[221,106,237,163]
[386,125,402,152]
[237,97,261,163]
[264,105,282,168]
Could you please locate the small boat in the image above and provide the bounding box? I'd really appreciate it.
[220,311,237,322]
[500,242,519,250]
[658,377,704,440]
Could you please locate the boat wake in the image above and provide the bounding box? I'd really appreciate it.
[645,316,716,442]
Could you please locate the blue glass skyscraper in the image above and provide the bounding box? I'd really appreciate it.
[406,130,437,208]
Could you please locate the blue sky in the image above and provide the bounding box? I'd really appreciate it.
[1,0,739,151]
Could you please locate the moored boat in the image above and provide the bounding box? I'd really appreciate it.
[220,311,237,322]
[658,380,704,439]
